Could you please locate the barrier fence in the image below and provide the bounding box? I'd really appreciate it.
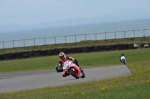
[0,29,150,49]
[0,43,149,60]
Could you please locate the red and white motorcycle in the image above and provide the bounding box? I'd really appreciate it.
[56,60,85,79]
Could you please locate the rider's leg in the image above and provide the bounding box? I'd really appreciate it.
[62,71,70,77]
[120,59,122,63]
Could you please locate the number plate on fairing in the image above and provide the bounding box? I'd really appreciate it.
[64,61,69,66]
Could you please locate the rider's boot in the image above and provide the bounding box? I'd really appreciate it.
[66,72,70,76]
[62,72,70,77]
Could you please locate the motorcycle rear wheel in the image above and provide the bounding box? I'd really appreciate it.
[122,59,126,65]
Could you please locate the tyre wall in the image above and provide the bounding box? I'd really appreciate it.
[0,43,149,60]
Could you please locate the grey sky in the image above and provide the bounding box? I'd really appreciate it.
[0,0,150,25]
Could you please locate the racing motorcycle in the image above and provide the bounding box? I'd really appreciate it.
[55,60,85,79]
[120,54,126,65]
[121,59,126,65]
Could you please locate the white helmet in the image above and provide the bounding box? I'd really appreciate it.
[59,52,66,59]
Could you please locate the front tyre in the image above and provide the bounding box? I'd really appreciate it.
[81,70,85,78]
[69,68,79,79]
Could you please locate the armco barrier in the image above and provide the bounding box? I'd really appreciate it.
[70,48,77,53]
[140,43,145,48]
[29,52,35,57]
[64,48,71,54]
[99,45,106,51]
[105,45,112,51]
[123,44,129,50]
[88,46,95,52]
[23,52,30,58]
[128,44,134,49]
[0,43,149,60]
[77,47,83,53]
[94,46,100,51]
[16,52,23,59]
[117,44,129,50]
[4,54,11,60]
[47,49,53,55]
[82,46,88,52]
[0,55,5,60]
[41,50,48,56]
[58,48,65,53]
[117,44,124,50]
[82,46,95,52]
[52,49,59,55]
[111,45,118,50]
[34,50,42,56]
[49,49,59,55]
[10,53,17,59]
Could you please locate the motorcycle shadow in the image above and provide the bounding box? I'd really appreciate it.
[65,78,77,81]
[63,76,83,81]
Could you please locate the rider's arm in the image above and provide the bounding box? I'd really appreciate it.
[67,56,80,66]
[58,60,63,67]
[67,56,75,61]
[56,60,63,72]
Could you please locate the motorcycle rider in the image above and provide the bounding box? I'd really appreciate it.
[120,53,126,64]
[57,52,82,77]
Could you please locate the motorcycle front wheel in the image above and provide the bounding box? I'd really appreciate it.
[81,70,85,78]
[69,68,79,79]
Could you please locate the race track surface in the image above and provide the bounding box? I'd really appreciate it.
[0,65,131,93]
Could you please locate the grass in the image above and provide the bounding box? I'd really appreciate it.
[0,48,150,99]
[0,49,124,73]
[0,48,149,73]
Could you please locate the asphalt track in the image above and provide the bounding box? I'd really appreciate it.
[0,65,132,93]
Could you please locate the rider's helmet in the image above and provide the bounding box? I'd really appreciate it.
[59,52,66,59]
[121,53,124,56]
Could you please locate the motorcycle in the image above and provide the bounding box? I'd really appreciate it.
[121,59,126,65]
[120,55,126,65]
[120,58,126,65]
[55,60,85,79]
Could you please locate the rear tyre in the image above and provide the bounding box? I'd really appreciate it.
[122,59,126,65]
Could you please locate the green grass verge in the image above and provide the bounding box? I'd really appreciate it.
[0,48,150,99]
[0,48,149,73]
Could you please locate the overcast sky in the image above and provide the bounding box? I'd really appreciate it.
[0,0,150,25]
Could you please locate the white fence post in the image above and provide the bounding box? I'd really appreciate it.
[133,30,135,37]
[105,32,106,40]
[114,31,116,39]
[54,37,56,44]
[95,33,97,40]
[143,29,145,37]
[3,41,4,49]
[13,40,14,48]
[124,31,126,38]
[0,28,150,49]
[44,37,46,45]
[75,35,76,42]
